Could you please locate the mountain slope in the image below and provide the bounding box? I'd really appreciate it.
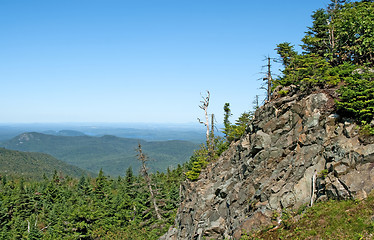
[0,133,198,175]
[0,147,90,180]
[161,92,374,240]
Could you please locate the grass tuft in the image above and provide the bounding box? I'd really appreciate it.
[242,192,374,240]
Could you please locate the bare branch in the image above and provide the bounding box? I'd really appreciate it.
[136,143,162,220]
[40,223,51,232]
[197,118,206,125]
[198,91,211,143]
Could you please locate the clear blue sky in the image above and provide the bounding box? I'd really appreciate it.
[1,0,329,124]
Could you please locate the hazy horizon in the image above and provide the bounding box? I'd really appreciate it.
[0,121,210,143]
[0,121,211,128]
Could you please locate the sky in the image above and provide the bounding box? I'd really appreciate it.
[0,0,329,125]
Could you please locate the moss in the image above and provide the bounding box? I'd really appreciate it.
[278,90,289,96]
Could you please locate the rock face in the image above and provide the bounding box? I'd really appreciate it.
[160,92,374,240]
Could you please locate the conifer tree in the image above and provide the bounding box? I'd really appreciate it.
[125,166,134,184]
[275,42,297,68]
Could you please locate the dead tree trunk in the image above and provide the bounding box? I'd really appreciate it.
[262,56,273,101]
[253,95,259,109]
[327,0,339,63]
[209,113,215,160]
[136,143,162,220]
[198,90,211,144]
[197,91,216,161]
[266,56,273,101]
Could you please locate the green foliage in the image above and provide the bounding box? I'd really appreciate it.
[318,169,329,179]
[185,136,229,181]
[301,1,374,66]
[185,144,209,181]
[247,191,374,240]
[277,0,373,82]
[0,133,199,176]
[227,112,252,142]
[274,1,374,133]
[360,121,374,135]
[0,148,91,180]
[276,53,341,89]
[301,8,330,58]
[334,1,374,66]
[222,103,233,139]
[222,107,253,143]
[278,90,289,96]
[0,165,184,239]
[336,68,374,123]
[275,42,298,68]
[125,166,135,184]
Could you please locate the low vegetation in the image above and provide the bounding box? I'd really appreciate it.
[242,192,374,240]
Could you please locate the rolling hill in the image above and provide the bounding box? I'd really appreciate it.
[42,129,87,137]
[0,123,206,143]
[0,147,91,180]
[0,132,199,176]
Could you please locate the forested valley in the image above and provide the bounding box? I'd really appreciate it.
[0,163,184,239]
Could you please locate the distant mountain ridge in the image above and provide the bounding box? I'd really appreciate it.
[0,132,199,176]
[42,130,86,137]
[0,123,206,143]
[0,147,91,180]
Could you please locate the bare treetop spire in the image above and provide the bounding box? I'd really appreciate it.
[197,90,211,143]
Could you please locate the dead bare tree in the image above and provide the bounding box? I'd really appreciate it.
[197,90,211,143]
[253,95,260,110]
[327,0,338,62]
[197,90,217,161]
[263,56,273,101]
[326,0,347,63]
[259,56,275,103]
[136,143,162,220]
[209,113,216,158]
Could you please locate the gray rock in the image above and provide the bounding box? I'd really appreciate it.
[252,130,271,152]
[160,92,374,240]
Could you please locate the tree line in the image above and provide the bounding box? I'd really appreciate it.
[274,0,374,129]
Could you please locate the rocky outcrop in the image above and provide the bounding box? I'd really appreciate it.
[160,92,374,240]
